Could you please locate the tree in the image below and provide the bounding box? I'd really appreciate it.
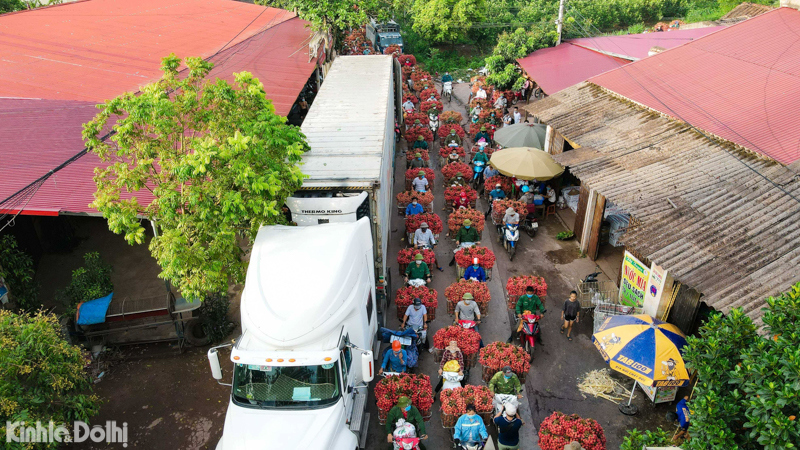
[83,55,309,301]
[485,25,555,90]
[0,0,25,13]
[410,0,487,43]
[0,236,39,311]
[259,0,392,35]
[0,310,100,444]
[621,428,674,450]
[56,252,113,316]
[683,283,800,450]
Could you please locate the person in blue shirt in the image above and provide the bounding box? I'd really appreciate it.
[675,396,691,441]
[379,340,407,374]
[486,183,507,219]
[405,197,424,216]
[463,258,486,282]
[453,404,488,447]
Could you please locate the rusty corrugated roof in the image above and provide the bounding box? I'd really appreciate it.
[720,2,775,20]
[527,83,800,325]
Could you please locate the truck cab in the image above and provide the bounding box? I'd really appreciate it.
[209,219,376,449]
[366,19,403,54]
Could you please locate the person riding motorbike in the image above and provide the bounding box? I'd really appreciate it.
[449,172,469,187]
[410,153,426,169]
[507,286,545,343]
[412,135,429,151]
[405,196,424,216]
[403,99,415,113]
[473,126,491,145]
[441,72,454,84]
[448,148,461,164]
[463,257,486,282]
[454,293,482,333]
[485,184,507,219]
[489,366,522,411]
[401,297,428,349]
[454,220,480,247]
[386,396,428,445]
[483,164,499,180]
[445,129,462,147]
[503,207,520,226]
[452,191,470,213]
[472,146,489,165]
[494,95,507,110]
[404,253,431,286]
[487,111,500,126]
[380,340,408,375]
[411,171,429,193]
[439,360,464,391]
[453,404,488,448]
[413,223,443,271]
[435,340,464,394]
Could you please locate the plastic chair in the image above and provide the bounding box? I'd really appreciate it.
[545,204,557,220]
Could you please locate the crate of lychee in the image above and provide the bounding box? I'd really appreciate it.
[479,342,531,384]
[404,167,435,191]
[491,199,528,226]
[396,190,433,216]
[432,326,481,371]
[445,279,490,317]
[455,246,495,281]
[444,185,478,210]
[483,175,513,199]
[439,385,494,428]
[441,162,472,184]
[375,373,434,425]
[438,146,466,166]
[397,248,437,281]
[448,208,484,238]
[505,275,548,310]
[405,147,430,169]
[394,285,438,322]
[404,213,443,243]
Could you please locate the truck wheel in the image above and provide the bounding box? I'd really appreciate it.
[184,318,211,347]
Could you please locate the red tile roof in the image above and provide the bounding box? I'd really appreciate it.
[0,0,318,216]
[516,43,630,95]
[567,26,724,61]
[591,7,800,165]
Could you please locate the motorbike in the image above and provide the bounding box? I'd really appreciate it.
[471,161,485,190]
[392,420,422,450]
[443,81,453,102]
[518,312,542,358]
[428,113,440,137]
[456,439,486,450]
[521,213,539,238]
[582,271,600,283]
[499,223,520,260]
[379,326,420,371]
[395,122,402,143]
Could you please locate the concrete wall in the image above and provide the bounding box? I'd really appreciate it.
[781,0,800,9]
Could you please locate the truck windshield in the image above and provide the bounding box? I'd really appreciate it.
[232,363,340,409]
[381,36,402,45]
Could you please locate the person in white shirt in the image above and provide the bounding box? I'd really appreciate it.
[411,172,429,192]
[403,99,415,113]
[503,207,520,225]
[413,223,442,271]
[475,86,487,100]
[546,185,557,206]
[513,107,522,124]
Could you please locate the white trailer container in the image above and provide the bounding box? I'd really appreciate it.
[210,219,377,450]
[287,55,398,328]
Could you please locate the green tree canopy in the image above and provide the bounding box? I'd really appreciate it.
[410,0,487,43]
[260,0,392,34]
[485,25,555,90]
[683,283,800,450]
[0,310,100,443]
[83,55,308,300]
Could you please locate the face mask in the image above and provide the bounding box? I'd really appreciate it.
[457,176,462,180]
[412,201,417,205]
[405,405,411,411]
[417,157,422,160]
[415,261,422,265]
[414,305,421,310]
[465,226,470,229]
[527,294,533,298]
[504,375,511,380]
[473,265,479,269]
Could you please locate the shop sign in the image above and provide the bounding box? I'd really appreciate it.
[619,251,650,307]
[643,263,667,317]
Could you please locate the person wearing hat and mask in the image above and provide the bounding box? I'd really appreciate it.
[463,257,486,282]
[380,340,408,375]
[413,222,443,272]
[485,183,507,219]
[445,129,462,147]
[404,253,431,285]
[402,98,415,113]
[508,286,546,343]
[454,293,482,332]
[474,126,491,144]
[386,396,427,444]
[412,135,428,151]
[453,403,488,448]
[452,191,470,213]
[410,152,426,169]
[449,172,468,188]
[435,340,464,394]
[503,206,520,227]
[411,171,429,193]
[494,402,524,450]
[449,219,481,266]
[405,196,424,216]
[401,297,428,347]
[489,366,522,411]
[472,145,489,164]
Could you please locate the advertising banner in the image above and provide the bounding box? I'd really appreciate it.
[643,263,667,317]
[619,251,650,307]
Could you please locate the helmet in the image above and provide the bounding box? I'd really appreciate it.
[392,341,402,351]
[462,293,474,300]
[463,219,472,226]
[460,192,467,198]
[417,136,424,141]
[522,185,530,193]
[456,172,463,177]
[418,170,425,176]
[480,126,486,131]
[414,253,424,261]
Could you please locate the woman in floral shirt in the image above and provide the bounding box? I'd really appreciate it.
[435,340,464,394]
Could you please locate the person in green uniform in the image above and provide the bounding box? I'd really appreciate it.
[410,152,426,169]
[449,220,481,266]
[449,172,468,187]
[474,126,491,144]
[413,135,429,151]
[404,253,431,285]
[472,146,489,164]
[489,366,523,412]
[386,396,428,444]
[507,286,546,343]
[444,129,462,147]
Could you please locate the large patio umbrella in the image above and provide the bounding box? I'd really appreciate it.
[488,147,564,181]
[592,315,689,415]
[493,123,547,149]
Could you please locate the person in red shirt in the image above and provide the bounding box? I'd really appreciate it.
[452,191,470,213]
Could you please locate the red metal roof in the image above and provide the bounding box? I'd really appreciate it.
[516,43,630,96]
[0,0,318,216]
[567,26,724,60]
[591,7,800,165]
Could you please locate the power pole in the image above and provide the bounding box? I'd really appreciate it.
[556,0,566,45]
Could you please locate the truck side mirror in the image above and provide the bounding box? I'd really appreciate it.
[208,348,223,380]
[361,351,374,382]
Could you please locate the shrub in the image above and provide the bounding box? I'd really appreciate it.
[57,252,113,315]
[0,235,39,311]
[199,293,234,344]
[621,428,673,450]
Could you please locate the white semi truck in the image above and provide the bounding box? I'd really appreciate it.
[208,56,398,449]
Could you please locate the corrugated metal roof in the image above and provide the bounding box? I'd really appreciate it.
[300,56,394,186]
[590,7,800,165]
[567,26,724,61]
[0,1,318,216]
[527,83,800,325]
[516,43,629,95]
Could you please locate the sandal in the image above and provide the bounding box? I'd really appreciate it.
[568,336,573,341]
[560,327,564,334]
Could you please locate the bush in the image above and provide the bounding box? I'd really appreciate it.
[57,252,113,315]
[0,235,39,311]
[199,293,234,344]
[0,310,100,443]
[621,428,673,450]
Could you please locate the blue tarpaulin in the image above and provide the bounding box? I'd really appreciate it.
[76,292,114,325]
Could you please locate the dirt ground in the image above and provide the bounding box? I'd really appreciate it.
[72,79,680,450]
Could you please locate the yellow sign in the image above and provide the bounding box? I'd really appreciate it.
[619,251,650,307]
